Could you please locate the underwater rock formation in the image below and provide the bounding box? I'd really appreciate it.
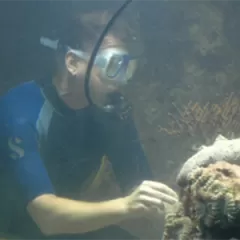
[162,161,240,240]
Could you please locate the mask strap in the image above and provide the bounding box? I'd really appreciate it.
[40,36,59,50]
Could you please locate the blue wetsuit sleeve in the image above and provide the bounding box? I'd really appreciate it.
[5,119,54,205]
[106,116,153,192]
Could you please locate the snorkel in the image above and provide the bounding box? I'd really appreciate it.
[83,0,133,118]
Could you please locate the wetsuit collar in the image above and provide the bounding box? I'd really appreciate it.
[40,80,92,118]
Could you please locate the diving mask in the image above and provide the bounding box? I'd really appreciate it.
[40,37,138,85]
[71,47,138,85]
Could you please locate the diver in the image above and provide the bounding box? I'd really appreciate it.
[0,6,178,240]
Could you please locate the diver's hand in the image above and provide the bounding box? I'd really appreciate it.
[176,135,240,187]
[123,180,178,218]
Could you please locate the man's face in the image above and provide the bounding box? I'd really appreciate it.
[55,35,137,110]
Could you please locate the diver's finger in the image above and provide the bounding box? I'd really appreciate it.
[143,181,178,199]
[139,195,164,210]
[139,186,177,205]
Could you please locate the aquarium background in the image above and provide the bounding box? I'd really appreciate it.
[1,0,240,238]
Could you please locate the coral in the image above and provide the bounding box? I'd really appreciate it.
[162,203,196,240]
[188,162,240,230]
[163,161,240,240]
[159,92,240,141]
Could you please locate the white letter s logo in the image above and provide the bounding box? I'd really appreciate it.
[8,137,25,160]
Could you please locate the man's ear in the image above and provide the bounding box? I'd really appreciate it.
[65,51,81,75]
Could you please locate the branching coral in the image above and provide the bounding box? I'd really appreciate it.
[162,161,240,240]
[158,93,240,141]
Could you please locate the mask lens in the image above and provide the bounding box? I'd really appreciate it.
[106,55,124,78]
